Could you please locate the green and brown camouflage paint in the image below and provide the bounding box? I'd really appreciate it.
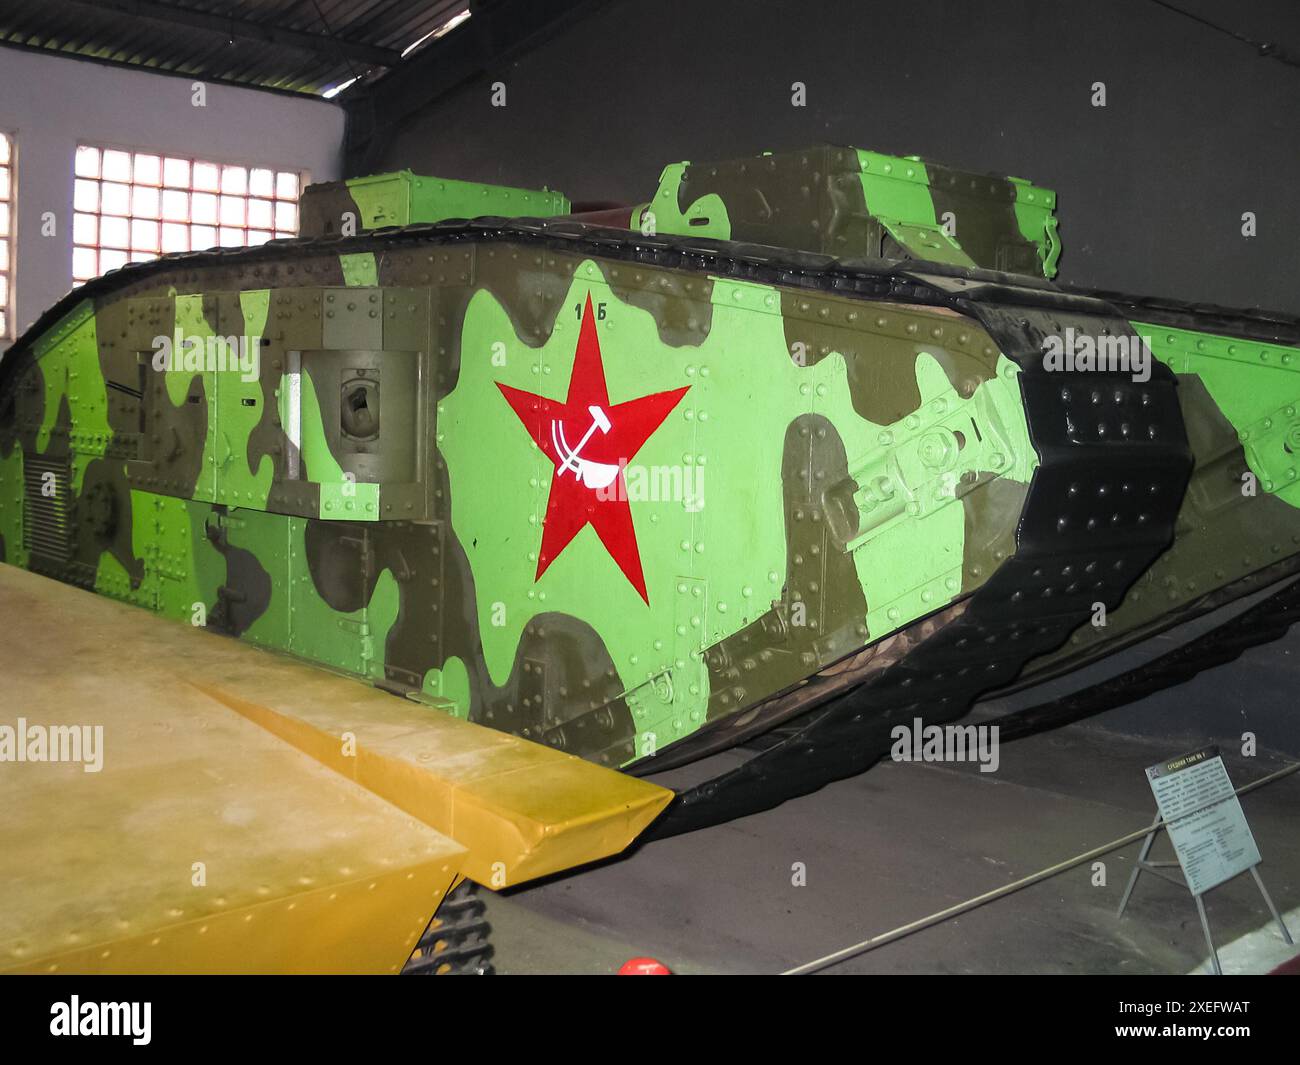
[1,145,1295,772]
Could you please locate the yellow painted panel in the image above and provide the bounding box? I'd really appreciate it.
[197,680,672,887]
[0,567,463,974]
[0,563,672,972]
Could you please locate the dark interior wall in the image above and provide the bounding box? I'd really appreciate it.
[375,0,1300,314]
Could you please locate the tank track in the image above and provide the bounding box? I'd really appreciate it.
[646,295,1193,834]
[985,573,1300,743]
[6,217,1298,833]
[682,571,1300,835]
[401,880,494,976]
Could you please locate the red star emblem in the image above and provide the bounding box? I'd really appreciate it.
[497,293,689,604]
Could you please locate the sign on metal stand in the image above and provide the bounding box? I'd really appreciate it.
[1117,745,1292,974]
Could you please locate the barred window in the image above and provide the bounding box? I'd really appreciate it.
[72,144,302,285]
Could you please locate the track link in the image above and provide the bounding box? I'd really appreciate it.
[402,881,494,976]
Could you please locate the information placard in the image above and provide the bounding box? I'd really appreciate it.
[1145,745,1261,897]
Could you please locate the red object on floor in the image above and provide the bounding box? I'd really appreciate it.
[1268,953,1300,974]
[618,957,672,975]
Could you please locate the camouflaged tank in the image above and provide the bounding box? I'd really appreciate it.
[4,144,1299,833]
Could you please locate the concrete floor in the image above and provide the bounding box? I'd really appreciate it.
[490,606,1300,975]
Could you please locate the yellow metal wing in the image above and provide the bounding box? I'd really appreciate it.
[0,564,671,974]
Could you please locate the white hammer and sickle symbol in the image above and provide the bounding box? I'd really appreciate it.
[551,404,620,490]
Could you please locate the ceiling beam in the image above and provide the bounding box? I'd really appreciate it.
[343,0,609,175]
[0,37,335,98]
[59,0,404,68]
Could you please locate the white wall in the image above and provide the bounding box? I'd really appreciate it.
[0,46,345,353]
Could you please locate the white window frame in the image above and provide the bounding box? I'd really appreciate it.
[0,129,15,341]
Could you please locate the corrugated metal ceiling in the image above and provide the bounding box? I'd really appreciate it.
[0,0,471,96]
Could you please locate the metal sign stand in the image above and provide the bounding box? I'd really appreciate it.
[1117,812,1293,975]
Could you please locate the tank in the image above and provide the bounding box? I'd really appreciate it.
[3,144,1297,835]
